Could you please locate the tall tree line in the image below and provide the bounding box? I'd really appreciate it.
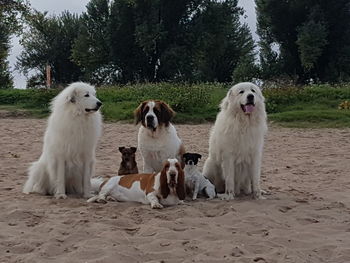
[0,0,29,88]
[16,0,256,86]
[1,0,350,88]
[257,0,350,83]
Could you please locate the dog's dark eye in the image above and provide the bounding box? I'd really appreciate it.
[251,89,256,93]
[84,94,90,97]
[239,90,244,94]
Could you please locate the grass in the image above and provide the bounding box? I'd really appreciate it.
[1,83,350,128]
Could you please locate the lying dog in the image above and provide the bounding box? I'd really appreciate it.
[87,159,185,209]
[183,153,216,200]
[118,147,139,175]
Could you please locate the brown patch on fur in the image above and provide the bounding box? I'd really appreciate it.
[134,100,175,128]
[177,143,186,169]
[134,101,148,125]
[160,161,170,198]
[155,101,175,126]
[118,173,156,194]
[175,162,186,200]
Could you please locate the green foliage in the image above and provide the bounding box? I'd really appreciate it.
[296,14,328,71]
[0,0,30,89]
[264,84,350,127]
[0,83,227,122]
[338,100,350,110]
[98,83,226,121]
[256,0,350,83]
[2,83,350,127]
[16,11,83,87]
[71,0,256,84]
[0,88,58,108]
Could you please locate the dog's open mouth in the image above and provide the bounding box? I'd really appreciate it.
[85,108,99,113]
[241,103,255,114]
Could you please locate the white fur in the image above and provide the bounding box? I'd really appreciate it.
[202,82,267,200]
[23,82,102,199]
[138,101,183,173]
[87,159,183,209]
[184,164,216,200]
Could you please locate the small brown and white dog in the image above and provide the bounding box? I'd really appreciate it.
[118,146,139,175]
[87,159,185,209]
[134,100,185,173]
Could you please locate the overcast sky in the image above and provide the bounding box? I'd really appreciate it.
[8,0,257,89]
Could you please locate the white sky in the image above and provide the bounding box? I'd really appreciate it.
[8,0,257,89]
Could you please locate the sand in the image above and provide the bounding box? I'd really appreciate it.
[0,118,350,263]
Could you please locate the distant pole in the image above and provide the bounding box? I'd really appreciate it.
[46,64,51,88]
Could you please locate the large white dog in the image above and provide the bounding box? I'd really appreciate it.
[23,82,102,199]
[203,82,267,200]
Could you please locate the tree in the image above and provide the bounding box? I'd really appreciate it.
[0,0,29,88]
[72,0,115,84]
[17,11,83,87]
[191,0,256,82]
[256,0,350,83]
[73,0,255,83]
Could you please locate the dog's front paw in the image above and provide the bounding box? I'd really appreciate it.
[151,202,163,209]
[252,191,266,200]
[106,196,117,202]
[55,193,67,199]
[96,197,107,203]
[260,189,271,195]
[83,193,94,199]
[217,193,235,200]
[178,200,185,205]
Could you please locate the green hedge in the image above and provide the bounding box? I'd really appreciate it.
[1,83,350,126]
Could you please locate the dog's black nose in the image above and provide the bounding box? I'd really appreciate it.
[146,115,154,122]
[247,94,254,101]
[96,101,102,107]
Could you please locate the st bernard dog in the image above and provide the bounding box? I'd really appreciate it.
[203,82,267,200]
[134,100,185,173]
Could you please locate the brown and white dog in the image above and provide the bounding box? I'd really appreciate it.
[87,159,185,209]
[118,146,139,175]
[134,100,185,173]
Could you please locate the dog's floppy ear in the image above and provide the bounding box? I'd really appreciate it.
[160,162,170,199]
[176,165,186,200]
[119,147,125,153]
[130,147,137,153]
[220,94,229,110]
[67,89,77,103]
[195,153,202,159]
[182,153,190,159]
[134,101,147,125]
[159,101,175,126]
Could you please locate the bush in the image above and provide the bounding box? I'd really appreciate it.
[1,82,350,127]
[0,83,227,122]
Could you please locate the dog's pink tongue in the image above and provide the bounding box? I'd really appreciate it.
[244,104,255,113]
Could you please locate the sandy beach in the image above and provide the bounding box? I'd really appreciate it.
[1,118,350,263]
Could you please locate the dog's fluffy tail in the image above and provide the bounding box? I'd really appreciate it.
[23,160,48,195]
[90,177,105,194]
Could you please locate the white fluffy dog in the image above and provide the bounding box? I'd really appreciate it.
[203,82,267,200]
[23,82,102,199]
